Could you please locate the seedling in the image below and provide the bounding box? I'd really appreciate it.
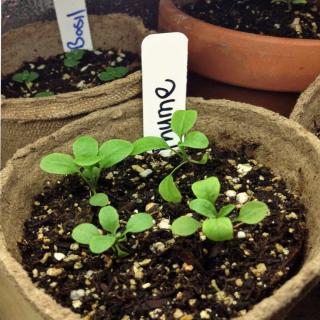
[12,70,39,87]
[271,0,307,11]
[72,206,154,256]
[40,135,133,194]
[89,193,110,207]
[35,91,54,97]
[131,110,209,203]
[98,66,129,82]
[63,50,85,67]
[172,177,268,241]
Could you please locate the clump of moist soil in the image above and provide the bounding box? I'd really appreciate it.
[19,144,307,320]
[182,0,320,39]
[1,49,140,98]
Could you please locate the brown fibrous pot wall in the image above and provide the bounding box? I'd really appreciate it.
[1,98,320,320]
[290,75,320,134]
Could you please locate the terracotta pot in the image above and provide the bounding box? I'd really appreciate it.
[1,14,150,166]
[158,0,320,92]
[1,98,320,319]
[290,75,320,134]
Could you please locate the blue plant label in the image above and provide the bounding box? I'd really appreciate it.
[142,33,188,147]
[53,0,93,52]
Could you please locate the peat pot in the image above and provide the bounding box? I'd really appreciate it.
[158,0,320,92]
[290,74,320,135]
[1,14,150,166]
[1,98,320,320]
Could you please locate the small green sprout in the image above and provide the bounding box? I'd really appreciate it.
[291,0,307,3]
[271,0,307,11]
[98,66,129,82]
[72,206,154,256]
[131,110,209,203]
[89,193,110,207]
[12,70,39,85]
[172,177,268,241]
[35,91,54,97]
[63,50,85,68]
[40,136,133,194]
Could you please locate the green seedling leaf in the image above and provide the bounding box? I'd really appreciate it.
[181,131,209,149]
[89,234,116,254]
[115,244,129,257]
[12,70,39,83]
[99,139,133,168]
[64,58,79,67]
[40,153,79,174]
[191,153,210,165]
[292,0,307,3]
[82,167,100,181]
[172,216,201,236]
[35,91,54,97]
[74,155,101,167]
[89,193,109,207]
[66,49,85,60]
[218,204,236,217]
[125,213,153,234]
[131,136,170,155]
[98,70,116,81]
[198,152,209,164]
[112,66,129,78]
[192,176,220,204]
[28,71,39,82]
[99,206,119,234]
[65,52,75,59]
[73,136,100,166]
[64,50,85,68]
[237,201,268,224]
[72,223,100,244]
[189,198,217,218]
[98,66,129,82]
[202,217,233,241]
[159,175,182,203]
[73,135,98,159]
[12,71,28,83]
[171,110,197,139]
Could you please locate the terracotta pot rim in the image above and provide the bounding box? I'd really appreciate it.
[162,0,320,46]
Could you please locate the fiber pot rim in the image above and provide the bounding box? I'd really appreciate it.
[1,98,320,320]
[290,74,320,131]
[161,0,320,45]
[1,71,142,120]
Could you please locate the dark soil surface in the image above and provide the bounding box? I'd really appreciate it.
[1,49,140,98]
[19,144,307,320]
[182,0,320,39]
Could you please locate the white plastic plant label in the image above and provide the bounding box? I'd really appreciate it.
[53,0,93,52]
[142,32,188,147]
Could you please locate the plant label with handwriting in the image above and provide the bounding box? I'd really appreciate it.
[142,33,188,147]
[53,0,93,52]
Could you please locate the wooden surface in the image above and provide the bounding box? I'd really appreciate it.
[188,73,299,117]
